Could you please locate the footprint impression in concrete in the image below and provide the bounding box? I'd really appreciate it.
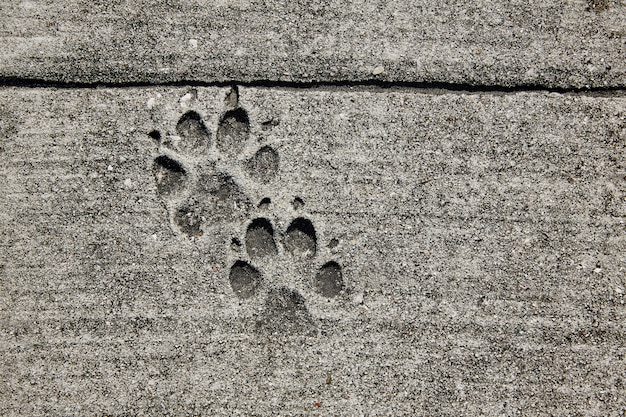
[150,88,344,335]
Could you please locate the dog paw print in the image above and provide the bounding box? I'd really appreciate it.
[150,88,345,335]
[230,210,344,336]
[150,89,278,236]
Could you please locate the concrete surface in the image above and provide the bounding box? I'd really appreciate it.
[1,0,625,88]
[1,86,625,415]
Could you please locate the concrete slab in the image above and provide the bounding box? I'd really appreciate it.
[1,0,625,88]
[1,86,624,415]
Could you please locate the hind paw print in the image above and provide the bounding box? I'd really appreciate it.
[150,89,279,237]
[228,207,344,335]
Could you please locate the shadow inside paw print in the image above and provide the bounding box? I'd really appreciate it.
[150,89,345,336]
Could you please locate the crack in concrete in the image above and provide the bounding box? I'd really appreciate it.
[0,77,624,96]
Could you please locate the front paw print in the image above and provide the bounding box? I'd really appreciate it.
[150,90,278,237]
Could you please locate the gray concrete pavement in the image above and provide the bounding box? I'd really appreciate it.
[1,86,624,415]
[1,0,625,88]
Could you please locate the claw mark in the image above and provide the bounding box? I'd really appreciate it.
[225,85,239,109]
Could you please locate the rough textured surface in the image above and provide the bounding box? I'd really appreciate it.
[1,0,625,88]
[1,86,625,415]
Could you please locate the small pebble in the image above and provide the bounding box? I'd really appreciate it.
[372,66,384,75]
[180,93,193,107]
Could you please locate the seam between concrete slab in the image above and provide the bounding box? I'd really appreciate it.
[1,77,625,97]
